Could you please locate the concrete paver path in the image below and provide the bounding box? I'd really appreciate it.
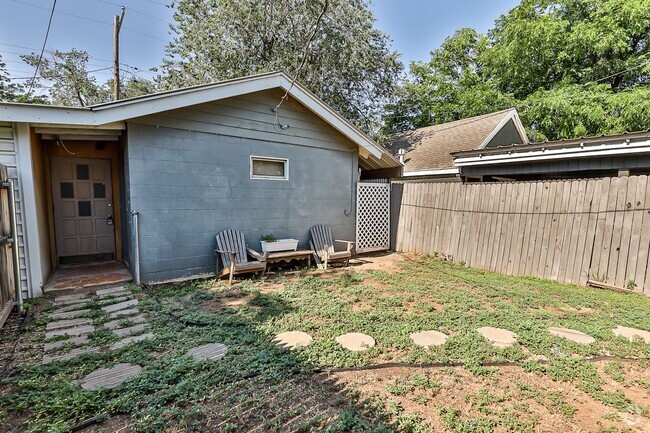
[336,333,376,351]
[273,331,313,350]
[80,363,142,390]
[548,327,596,344]
[477,327,517,348]
[410,330,448,348]
[186,343,228,361]
[613,326,650,344]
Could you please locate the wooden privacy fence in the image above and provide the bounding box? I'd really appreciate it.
[394,175,650,293]
[0,164,16,327]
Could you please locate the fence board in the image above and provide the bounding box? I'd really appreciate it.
[392,176,650,293]
[0,164,16,328]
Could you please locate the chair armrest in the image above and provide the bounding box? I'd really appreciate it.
[334,240,355,251]
[247,247,268,262]
[215,249,237,256]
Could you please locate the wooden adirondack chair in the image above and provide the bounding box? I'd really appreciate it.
[214,229,268,285]
[309,224,354,269]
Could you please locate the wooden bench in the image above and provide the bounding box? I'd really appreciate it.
[266,249,314,268]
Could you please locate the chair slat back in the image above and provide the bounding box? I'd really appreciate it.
[215,229,248,268]
[310,225,335,259]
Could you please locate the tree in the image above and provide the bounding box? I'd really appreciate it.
[0,55,23,102]
[162,0,403,132]
[384,0,650,141]
[21,49,157,106]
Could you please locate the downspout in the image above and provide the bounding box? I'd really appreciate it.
[131,210,141,285]
[5,179,23,313]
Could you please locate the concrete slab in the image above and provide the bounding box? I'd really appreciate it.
[103,315,146,330]
[49,309,91,320]
[42,346,100,364]
[46,318,93,331]
[80,363,142,391]
[335,333,376,351]
[44,335,90,352]
[98,296,130,306]
[101,299,138,313]
[112,323,147,337]
[273,331,313,350]
[410,330,448,348]
[477,327,517,348]
[51,302,93,313]
[53,293,93,303]
[45,324,95,340]
[109,308,140,319]
[110,333,155,351]
[613,326,650,344]
[186,343,228,361]
[548,327,596,344]
[96,286,127,296]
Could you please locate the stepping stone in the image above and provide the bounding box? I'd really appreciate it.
[96,286,127,296]
[273,331,313,350]
[51,302,92,313]
[109,332,155,350]
[53,293,93,303]
[103,315,146,330]
[43,346,100,364]
[102,299,138,313]
[109,308,140,319]
[477,327,517,348]
[335,333,376,352]
[410,330,448,348]
[612,326,650,344]
[98,290,130,300]
[548,327,596,344]
[80,363,142,390]
[44,335,90,352]
[110,333,155,351]
[112,323,147,337]
[46,324,95,340]
[52,297,95,307]
[49,309,91,320]
[186,343,228,361]
[46,318,93,331]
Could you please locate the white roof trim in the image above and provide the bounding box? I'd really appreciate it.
[0,71,399,166]
[403,168,460,177]
[454,139,650,167]
[476,109,529,150]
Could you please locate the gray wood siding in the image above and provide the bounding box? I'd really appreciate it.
[485,119,524,148]
[0,122,29,299]
[126,91,359,282]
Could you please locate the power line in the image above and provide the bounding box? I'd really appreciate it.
[91,0,173,25]
[27,0,56,95]
[10,0,171,43]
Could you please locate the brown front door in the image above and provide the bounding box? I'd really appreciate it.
[51,157,116,265]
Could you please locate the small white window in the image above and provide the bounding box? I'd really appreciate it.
[250,156,288,180]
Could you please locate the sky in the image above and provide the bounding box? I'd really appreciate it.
[0,0,521,89]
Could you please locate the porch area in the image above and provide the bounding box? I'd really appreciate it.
[43,262,132,294]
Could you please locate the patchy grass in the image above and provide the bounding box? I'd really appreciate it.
[1,254,649,432]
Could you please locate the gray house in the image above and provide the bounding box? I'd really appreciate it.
[0,72,400,298]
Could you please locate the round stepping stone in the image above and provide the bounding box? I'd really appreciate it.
[80,363,142,390]
[273,331,313,350]
[335,333,375,352]
[410,330,448,348]
[186,343,228,361]
[548,327,596,344]
[612,326,650,344]
[477,327,517,348]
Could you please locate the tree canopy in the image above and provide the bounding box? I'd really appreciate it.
[162,0,403,132]
[384,0,650,141]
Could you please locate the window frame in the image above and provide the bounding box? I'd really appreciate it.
[249,155,289,181]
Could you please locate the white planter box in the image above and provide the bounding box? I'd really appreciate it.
[260,239,299,253]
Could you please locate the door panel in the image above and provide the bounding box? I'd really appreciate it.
[52,157,116,264]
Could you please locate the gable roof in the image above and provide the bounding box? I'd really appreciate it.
[0,71,400,170]
[385,109,527,173]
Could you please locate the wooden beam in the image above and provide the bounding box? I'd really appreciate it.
[35,128,122,136]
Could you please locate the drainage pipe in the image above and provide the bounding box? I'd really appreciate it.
[131,210,141,285]
[6,179,23,313]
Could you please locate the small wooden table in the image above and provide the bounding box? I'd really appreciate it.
[266,249,314,267]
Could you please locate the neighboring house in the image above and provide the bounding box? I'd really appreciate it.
[385,109,528,180]
[0,72,400,299]
[452,130,650,181]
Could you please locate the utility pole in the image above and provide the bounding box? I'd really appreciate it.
[113,6,125,101]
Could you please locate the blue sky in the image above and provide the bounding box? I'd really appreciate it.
[1,0,520,88]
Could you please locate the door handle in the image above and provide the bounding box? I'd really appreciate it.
[107,215,114,225]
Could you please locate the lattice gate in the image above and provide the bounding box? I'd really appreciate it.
[356,182,390,253]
